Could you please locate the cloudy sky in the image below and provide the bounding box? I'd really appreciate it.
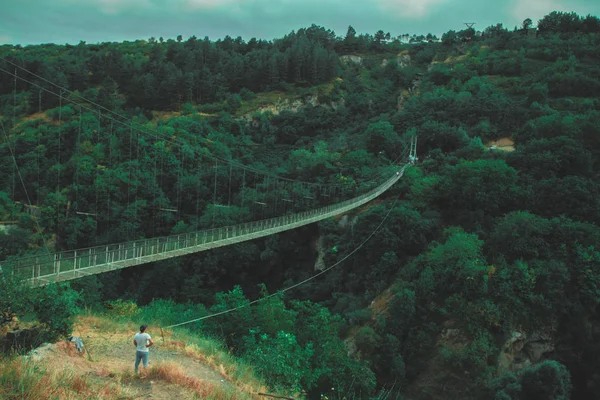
[1,0,599,45]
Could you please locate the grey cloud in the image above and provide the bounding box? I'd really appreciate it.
[1,0,599,45]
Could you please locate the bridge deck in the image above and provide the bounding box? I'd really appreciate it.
[4,170,404,286]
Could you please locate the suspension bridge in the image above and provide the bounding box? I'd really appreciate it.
[0,58,417,287]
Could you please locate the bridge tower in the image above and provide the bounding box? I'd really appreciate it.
[409,135,418,164]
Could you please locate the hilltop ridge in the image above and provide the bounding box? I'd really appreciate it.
[1,313,265,399]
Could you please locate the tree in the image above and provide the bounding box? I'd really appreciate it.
[386,288,416,337]
[364,121,401,157]
[487,211,552,263]
[373,30,387,50]
[243,330,314,393]
[442,30,457,45]
[437,159,520,223]
[345,25,357,41]
[33,284,80,341]
[523,18,533,31]
[0,272,33,327]
[344,25,358,52]
[492,360,572,400]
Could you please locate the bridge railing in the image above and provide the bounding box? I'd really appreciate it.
[2,168,403,284]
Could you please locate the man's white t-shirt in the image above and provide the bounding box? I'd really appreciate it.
[134,332,151,352]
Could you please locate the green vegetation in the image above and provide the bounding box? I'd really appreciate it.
[1,10,600,399]
[1,275,80,344]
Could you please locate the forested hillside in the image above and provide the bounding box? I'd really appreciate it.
[1,10,600,399]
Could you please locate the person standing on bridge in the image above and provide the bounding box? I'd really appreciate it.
[133,324,154,374]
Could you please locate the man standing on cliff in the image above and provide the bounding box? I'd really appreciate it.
[133,324,154,374]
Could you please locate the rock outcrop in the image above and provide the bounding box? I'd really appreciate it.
[313,235,326,271]
[241,94,343,121]
[382,54,412,68]
[340,55,363,65]
[497,330,555,374]
[26,342,56,361]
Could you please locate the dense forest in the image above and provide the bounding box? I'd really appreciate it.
[1,10,600,399]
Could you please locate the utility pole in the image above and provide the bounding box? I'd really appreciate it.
[463,23,477,41]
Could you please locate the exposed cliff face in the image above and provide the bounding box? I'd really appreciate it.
[435,325,557,376]
[340,55,363,65]
[400,324,558,400]
[382,54,412,68]
[258,95,317,115]
[241,94,344,121]
[313,235,326,271]
[497,330,556,374]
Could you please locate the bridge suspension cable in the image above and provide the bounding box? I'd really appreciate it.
[0,118,53,259]
[0,62,410,240]
[2,168,406,285]
[0,57,414,255]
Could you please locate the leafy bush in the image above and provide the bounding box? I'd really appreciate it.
[239,88,256,101]
[33,284,80,341]
[137,298,207,330]
[105,299,139,318]
[491,360,572,400]
[0,273,33,328]
[243,330,314,393]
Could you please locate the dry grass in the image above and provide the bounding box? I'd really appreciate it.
[21,112,55,125]
[0,356,130,400]
[0,313,266,399]
[70,375,90,393]
[152,110,181,120]
[369,288,394,319]
[16,111,62,128]
[443,54,468,63]
[160,329,268,396]
[488,137,515,152]
[145,362,228,398]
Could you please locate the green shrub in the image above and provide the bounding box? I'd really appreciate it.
[105,299,139,318]
[33,284,80,341]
